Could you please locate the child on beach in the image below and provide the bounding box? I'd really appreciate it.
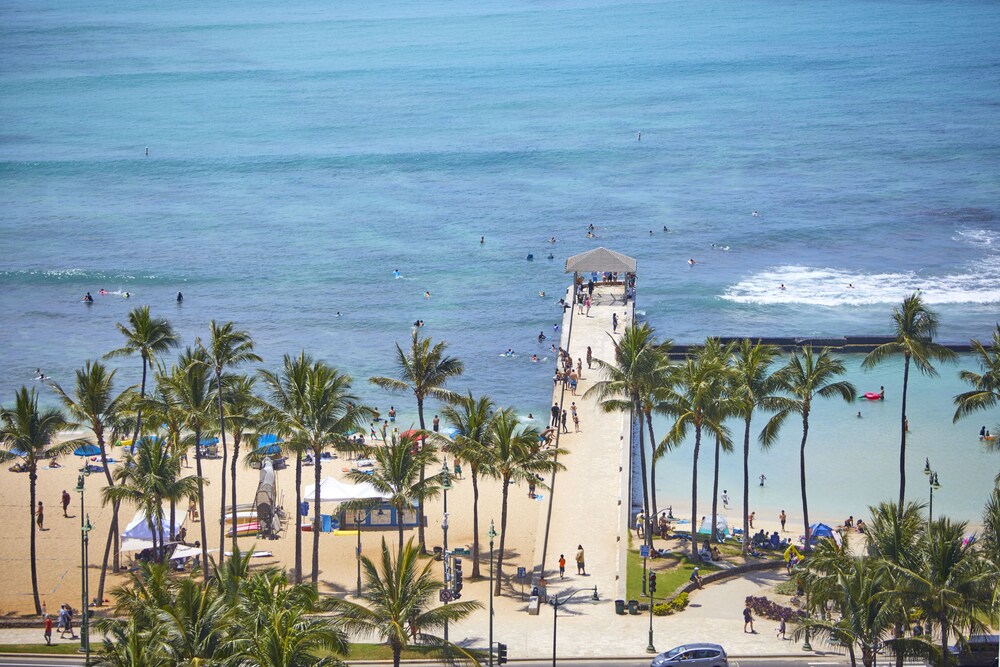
[43,614,52,645]
[558,554,566,579]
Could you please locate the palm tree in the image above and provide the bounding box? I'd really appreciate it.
[480,409,564,596]
[348,432,441,553]
[160,347,215,572]
[982,487,1000,568]
[94,617,169,667]
[728,340,781,555]
[763,346,856,552]
[104,306,179,447]
[50,360,136,600]
[0,388,76,614]
[227,569,351,667]
[436,392,495,579]
[261,352,374,585]
[658,342,732,560]
[157,576,230,664]
[796,537,921,667]
[703,338,736,544]
[103,435,200,563]
[219,373,264,552]
[891,518,996,665]
[196,321,262,562]
[863,294,956,510]
[333,538,483,667]
[585,323,663,548]
[953,323,1000,450]
[370,330,464,553]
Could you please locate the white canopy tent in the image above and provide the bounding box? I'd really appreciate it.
[303,476,390,503]
[120,507,185,552]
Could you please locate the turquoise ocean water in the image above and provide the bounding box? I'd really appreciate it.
[2,0,999,522]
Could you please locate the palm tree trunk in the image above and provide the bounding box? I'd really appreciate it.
[800,413,811,553]
[691,425,702,560]
[898,356,910,514]
[96,430,118,600]
[146,509,158,564]
[194,427,209,579]
[494,475,511,596]
[29,467,42,615]
[392,641,402,667]
[634,405,651,550]
[646,412,659,525]
[711,435,721,544]
[742,418,751,556]
[939,616,948,667]
[294,453,303,583]
[397,502,405,553]
[416,397,427,554]
[312,448,322,587]
[230,434,240,555]
[130,356,148,447]
[471,468,482,579]
[217,373,228,569]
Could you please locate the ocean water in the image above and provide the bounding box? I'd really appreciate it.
[2,0,998,520]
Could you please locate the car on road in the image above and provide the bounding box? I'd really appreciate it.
[650,642,729,667]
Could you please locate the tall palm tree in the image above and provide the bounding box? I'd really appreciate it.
[763,346,856,552]
[160,347,215,573]
[0,388,77,614]
[585,323,663,548]
[104,306,179,448]
[863,294,956,510]
[196,321,262,563]
[728,340,781,555]
[219,373,264,552]
[333,538,483,667]
[261,352,374,585]
[348,433,441,553]
[103,435,200,563]
[891,518,996,665]
[658,342,732,560]
[953,323,1000,449]
[703,338,736,544]
[94,617,169,667]
[639,340,674,525]
[982,487,1000,568]
[50,361,136,599]
[480,409,564,596]
[157,576,230,664]
[370,331,464,553]
[436,392,495,579]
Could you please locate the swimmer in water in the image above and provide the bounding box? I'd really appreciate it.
[83,292,94,303]
[480,236,484,244]
[99,289,108,295]
[688,259,696,266]
[752,210,759,217]
[176,291,183,303]
[663,226,669,232]
[547,253,554,260]
[393,269,401,278]
[531,354,539,362]
[424,291,431,299]
[335,312,342,317]
[123,292,130,298]
[538,291,545,297]
[847,283,855,289]
[588,224,595,231]
[779,284,786,291]
[586,231,596,238]
[505,348,514,357]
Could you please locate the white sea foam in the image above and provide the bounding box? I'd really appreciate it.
[953,227,998,248]
[721,263,1000,307]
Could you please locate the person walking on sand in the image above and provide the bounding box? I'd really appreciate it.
[586,346,593,369]
[575,545,586,575]
[61,489,71,518]
[779,509,787,532]
[573,410,580,432]
[744,604,755,633]
[36,501,44,531]
[558,554,566,579]
[584,296,591,317]
[721,489,730,509]
[612,313,619,333]
[748,511,755,529]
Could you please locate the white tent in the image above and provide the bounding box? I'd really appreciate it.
[303,476,389,503]
[696,514,729,537]
[122,507,184,542]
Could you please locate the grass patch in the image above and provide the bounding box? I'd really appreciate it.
[625,537,721,603]
[773,579,799,596]
[0,643,86,654]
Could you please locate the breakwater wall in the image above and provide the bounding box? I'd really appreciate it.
[667,335,975,357]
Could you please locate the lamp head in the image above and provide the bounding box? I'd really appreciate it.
[75,475,84,493]
[924,458,931,475]
[488,519,497,541]
[591,585,599,601]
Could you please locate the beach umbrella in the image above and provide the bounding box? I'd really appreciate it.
[73,444,101,458]
[444,426,461,438]
[199,437,219,447]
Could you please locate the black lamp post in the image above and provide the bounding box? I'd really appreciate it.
[488,519,496,667]
[924,459,941,524]
[549,586,599,667]
[355,509,364,598]
[440,458,451,641]
[75,471,92,663]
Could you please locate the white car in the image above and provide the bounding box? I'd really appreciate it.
[650,643,729,667]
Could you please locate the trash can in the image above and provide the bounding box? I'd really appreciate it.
[615,599,626,615]
[628,599,640,615]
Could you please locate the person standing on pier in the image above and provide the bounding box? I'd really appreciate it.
[551,403,560,427]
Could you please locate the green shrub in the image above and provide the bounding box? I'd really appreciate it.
[652,592,690,616]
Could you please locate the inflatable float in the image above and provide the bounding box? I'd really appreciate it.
[863,392,881,401]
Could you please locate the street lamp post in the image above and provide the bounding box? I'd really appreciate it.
[549,586,599,667]
[355,509,364,598]
[488,519,497,667]
[441,459,451,641]
[75,471,92,663]
[802,586,812,651]
[924,459,941,524]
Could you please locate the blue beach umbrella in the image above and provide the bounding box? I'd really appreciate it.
[73,444,101,458]
[199,437,219,447]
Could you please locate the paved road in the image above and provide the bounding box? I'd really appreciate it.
[0,655,931,667]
